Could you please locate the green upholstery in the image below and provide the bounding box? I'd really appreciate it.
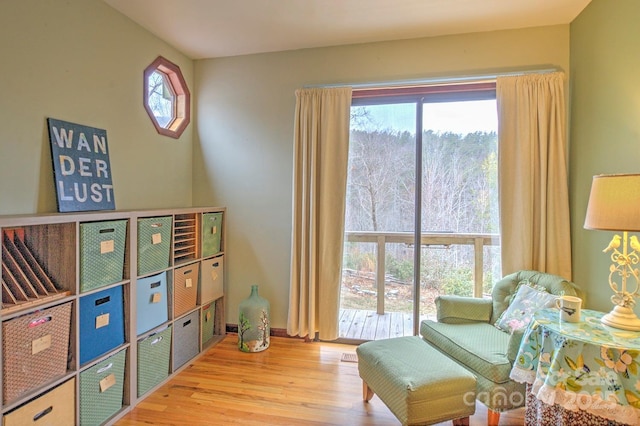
[489,270,582,325]
[357,336,476,426]
[420,322,512,383]
[436,295,493,324]
[420,270,580,413]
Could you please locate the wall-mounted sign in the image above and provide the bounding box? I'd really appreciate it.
[47,118,115,212]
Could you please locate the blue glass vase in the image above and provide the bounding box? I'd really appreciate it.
[238,285,270,352]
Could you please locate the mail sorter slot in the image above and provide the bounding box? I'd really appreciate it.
[137,216,172,276]
[136,271,169,335]
[201,302,215,346]
[2,230,63,304]
[79,348,126,426]
[200,256,223,304]
[3,378,75,426]
[173,262,199,318]
[80,220,128,292]
[2,302,73,404]
[137,326,172,398]
[173,214,197,265]
[201,212,223,258]
[173,310,200,371]
[79,285,125,365]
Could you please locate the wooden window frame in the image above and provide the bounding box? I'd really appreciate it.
[143,56,191,139]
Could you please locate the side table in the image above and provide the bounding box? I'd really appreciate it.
[511,308,640,425]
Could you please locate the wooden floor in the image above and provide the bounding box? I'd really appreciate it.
[116,335,524,425]
[339,309,431,341]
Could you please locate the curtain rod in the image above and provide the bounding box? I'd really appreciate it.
[305,67,559,89]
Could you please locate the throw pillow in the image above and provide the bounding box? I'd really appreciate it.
[510,279,547,302]
[495,284,557,334]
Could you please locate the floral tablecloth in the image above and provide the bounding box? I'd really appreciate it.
[510,308,640,425]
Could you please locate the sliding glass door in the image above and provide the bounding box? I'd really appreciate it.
[339,85,500,341]
[340,102,416,340]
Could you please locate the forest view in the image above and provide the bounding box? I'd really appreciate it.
[341,101,501,317]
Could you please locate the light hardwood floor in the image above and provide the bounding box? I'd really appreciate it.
[116,335,524,425]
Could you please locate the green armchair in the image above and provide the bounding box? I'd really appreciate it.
[420,270,582,425]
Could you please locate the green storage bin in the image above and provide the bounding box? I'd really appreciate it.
[137,326,172,397]
[137,216,172,276]
[79,349,126,426]
[201,302,215,346]
[80,220,128,292]
[201,213,222,258]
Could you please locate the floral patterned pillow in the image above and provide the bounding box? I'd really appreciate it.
[495,284,558,333]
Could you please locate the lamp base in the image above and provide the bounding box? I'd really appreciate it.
[601,305,640,331]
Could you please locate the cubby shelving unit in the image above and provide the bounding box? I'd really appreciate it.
[0,207,226,425]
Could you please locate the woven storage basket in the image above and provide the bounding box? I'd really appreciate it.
[201,213,222,258]
[173,310,200,371]
[137,216,172,276]
[136,271,169,336]
[173,263,199,318]
[200,256,223,304]
[79,348,126,426]
[80,220,127,292]
[2,302,72,404]
[137,326,172,398]
[201,302,215,346]
[4,378,75,426]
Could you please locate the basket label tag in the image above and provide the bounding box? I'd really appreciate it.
[213,226,217,234]
[100,240,114,254]
[211,270,218,281]
[96,313,110,329]
[151,292,162,303]
[206,311,212,322]
[186,278,193,288]
[152,233,162,245]
[100,373,116,392]
[32,335,52,355]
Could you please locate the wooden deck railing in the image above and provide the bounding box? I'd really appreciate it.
[344,231,500,315]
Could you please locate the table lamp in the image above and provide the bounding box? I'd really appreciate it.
[584,174,640,331]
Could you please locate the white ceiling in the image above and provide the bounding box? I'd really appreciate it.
[103,0,592,60]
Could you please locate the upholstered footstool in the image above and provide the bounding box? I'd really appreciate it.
[356,336,476,426]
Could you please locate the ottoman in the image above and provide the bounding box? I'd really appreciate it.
[356,336,476,426]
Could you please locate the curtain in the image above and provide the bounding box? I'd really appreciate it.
[497,72,572,280]
[287,87,352,341]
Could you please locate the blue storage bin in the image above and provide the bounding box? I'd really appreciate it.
[79,285,125,365]
[136,272,168,335]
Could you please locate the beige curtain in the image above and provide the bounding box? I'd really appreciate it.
[287,87,352,341]
[497,72,572,280]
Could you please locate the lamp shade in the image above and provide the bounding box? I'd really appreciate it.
[584,174,640,232]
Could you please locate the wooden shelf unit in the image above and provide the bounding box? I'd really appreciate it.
[0,207,226,425]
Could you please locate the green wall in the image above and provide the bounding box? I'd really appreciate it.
[0,0,194,215]
[4,0,608,331]
[193,26,572,329]
[570,0,640,314]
